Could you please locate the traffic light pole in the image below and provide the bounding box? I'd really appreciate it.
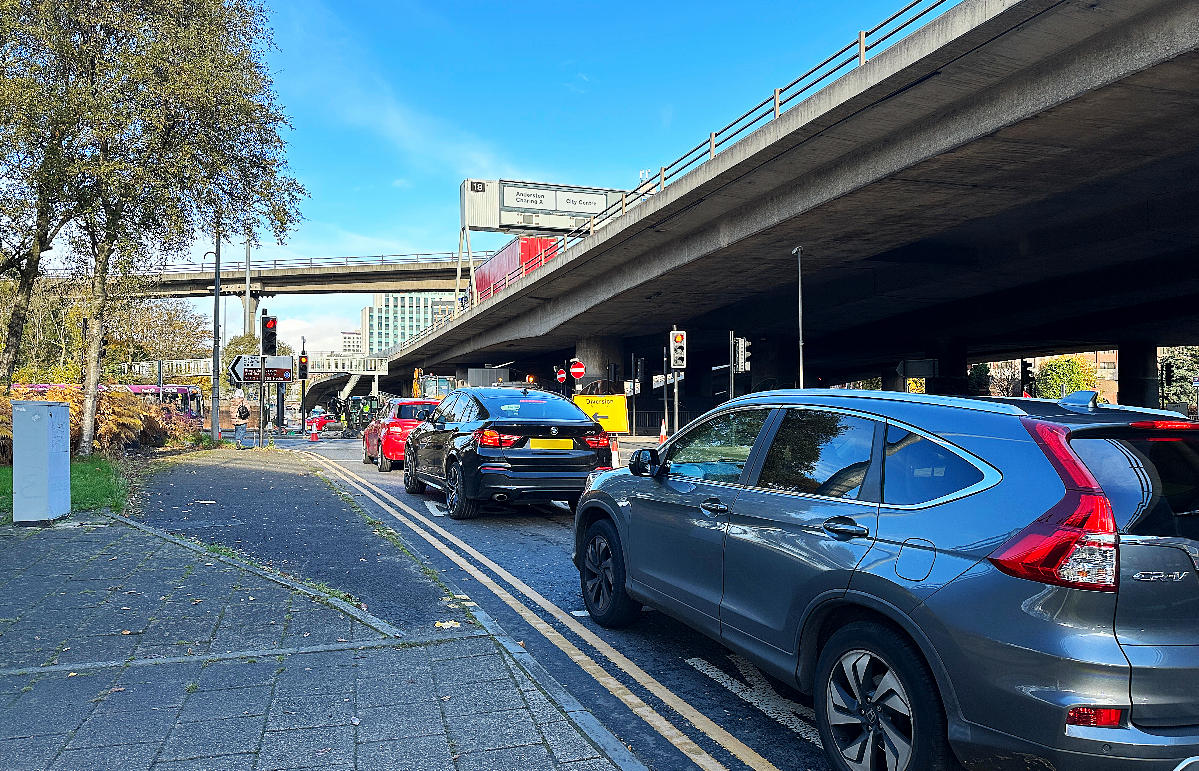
[672,325,679,437]
[728,331,735,402]
[259,308,267,448]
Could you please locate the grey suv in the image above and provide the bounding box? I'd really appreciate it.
[572,389,1199,771]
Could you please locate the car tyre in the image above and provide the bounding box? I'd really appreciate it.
[445,462,481,520]
[378,452,393,473]
[580,518,640,628]
[403,457,426,494]
[814,621,956,771]
[362,442,373,464]
[566,496,581,513]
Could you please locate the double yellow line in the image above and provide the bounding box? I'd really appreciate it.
[305,453,782,771]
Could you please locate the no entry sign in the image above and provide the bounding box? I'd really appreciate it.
[570,361,586,379]
[556,369,567,383]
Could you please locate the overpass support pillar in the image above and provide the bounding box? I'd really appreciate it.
[575,336,623,392]
[881,368,905,392]
[926,340,968,396]
[240,294,259,336]
[1118,342,1158,407]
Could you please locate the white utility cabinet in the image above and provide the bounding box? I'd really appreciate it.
[12,401,70,524]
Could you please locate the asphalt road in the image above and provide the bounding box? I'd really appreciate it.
[276,435,832,771]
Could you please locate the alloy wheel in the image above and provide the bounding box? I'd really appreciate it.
[825,649,914,771]
[583,533,616,612]
[446,464,460,512]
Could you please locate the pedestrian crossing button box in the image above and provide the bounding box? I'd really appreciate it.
[12,401,70,525]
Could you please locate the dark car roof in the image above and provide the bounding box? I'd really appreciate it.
[465,387,566,398]
[723,388,1186,426]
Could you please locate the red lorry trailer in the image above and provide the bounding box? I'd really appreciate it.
[474,237,560,302]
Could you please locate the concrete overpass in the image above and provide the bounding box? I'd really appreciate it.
[130,253,488,315]
[379,0,1199,407]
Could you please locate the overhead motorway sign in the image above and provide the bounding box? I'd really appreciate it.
[228,355,294,383]
[461,179,628,235]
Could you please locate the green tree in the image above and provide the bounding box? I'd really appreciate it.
[1035,355,1097,399]
[1160,347,1199,406]
[0,0,305,453]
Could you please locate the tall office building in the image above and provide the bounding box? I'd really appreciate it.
[361,291,456,354]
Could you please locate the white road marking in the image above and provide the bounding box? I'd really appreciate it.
[423,500,446,518]
[686,654,823,746]
[571,610,590,617]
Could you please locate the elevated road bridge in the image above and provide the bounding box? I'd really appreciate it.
[378,0,1199,407]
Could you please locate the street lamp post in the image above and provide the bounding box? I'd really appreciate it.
[210,235,221,442]
[793,245,804,388]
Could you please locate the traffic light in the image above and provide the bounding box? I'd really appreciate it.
[1020,359,1033,395]
[669,330,687,369]
[734,337,752,373]
[261,314,278,355]
[1162,359,1176,387]
[297,354,309,380]
[99,335,110,360]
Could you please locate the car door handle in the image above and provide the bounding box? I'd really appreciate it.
[822,518,870,539]
[699,499,728,514]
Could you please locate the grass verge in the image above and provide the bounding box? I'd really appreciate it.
[0,456,128,523]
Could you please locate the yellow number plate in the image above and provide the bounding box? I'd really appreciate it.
[529,438,574,449]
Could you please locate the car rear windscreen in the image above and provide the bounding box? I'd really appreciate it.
[397,405,427,420]
[1072,436,1199,538]
[478,394,588,421]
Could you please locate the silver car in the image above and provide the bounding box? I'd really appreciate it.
[573,389,1199,771]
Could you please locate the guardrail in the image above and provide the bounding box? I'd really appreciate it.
[395,0,961,357]
[120,359,213,377]
[46,251,493,277]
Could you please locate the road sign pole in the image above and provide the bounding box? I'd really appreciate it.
[259,311,266,448]
[672,326,679,435]
[211,229,221,443]
[728,330,735,402]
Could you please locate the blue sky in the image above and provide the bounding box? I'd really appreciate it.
[205,0,948,352]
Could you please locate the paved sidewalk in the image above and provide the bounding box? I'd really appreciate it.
[0,456,625,770]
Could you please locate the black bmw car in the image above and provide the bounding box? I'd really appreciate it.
[403,386,613,519]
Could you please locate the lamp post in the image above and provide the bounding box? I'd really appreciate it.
[203,246,220,442]
[793,245,804,388]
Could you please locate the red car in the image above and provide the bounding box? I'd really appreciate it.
[306,413,337,431]
[363,398,441,472]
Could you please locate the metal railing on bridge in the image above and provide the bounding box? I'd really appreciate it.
[44,251,495,277]
[395,0,963,357]
[121,359,213,377]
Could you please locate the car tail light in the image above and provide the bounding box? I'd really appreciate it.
[1129,420,1199,429]
[988,419,1118,592]
[473,429,520,448]
[583,431,609,449]
[1066,706,1123,727]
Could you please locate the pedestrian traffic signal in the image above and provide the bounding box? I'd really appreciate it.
[297,354,309,380]
[1020,359,1033,395]
[669,330,687,370]
[261,314,278,355]
[734,337,752,373]
[1162,360,1176,387]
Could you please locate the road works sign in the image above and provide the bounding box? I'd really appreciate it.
[229,355,293,383]
[572,395,629,434]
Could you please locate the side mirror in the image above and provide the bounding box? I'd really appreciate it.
[629,448,662,477]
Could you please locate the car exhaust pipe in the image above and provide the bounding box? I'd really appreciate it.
[491,492,509,502]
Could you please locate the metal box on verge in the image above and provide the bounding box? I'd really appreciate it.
[12,401,70,524]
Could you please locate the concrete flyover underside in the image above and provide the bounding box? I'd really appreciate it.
[386,0,1199,383]
[144,259,465,298]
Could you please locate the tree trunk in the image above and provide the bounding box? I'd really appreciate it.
[0,245,44,388]
[77,239,112,457]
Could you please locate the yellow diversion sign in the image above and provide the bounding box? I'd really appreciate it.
[572,395,629,434]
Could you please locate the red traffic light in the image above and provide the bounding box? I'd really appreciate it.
[299,355,309,364]
[265,318,278,329]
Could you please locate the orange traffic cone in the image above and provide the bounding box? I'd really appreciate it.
[658,419,667,444]
[309,426,319,442]
[608,435,619,467]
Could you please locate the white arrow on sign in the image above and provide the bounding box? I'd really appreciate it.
[229,355,293,382]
